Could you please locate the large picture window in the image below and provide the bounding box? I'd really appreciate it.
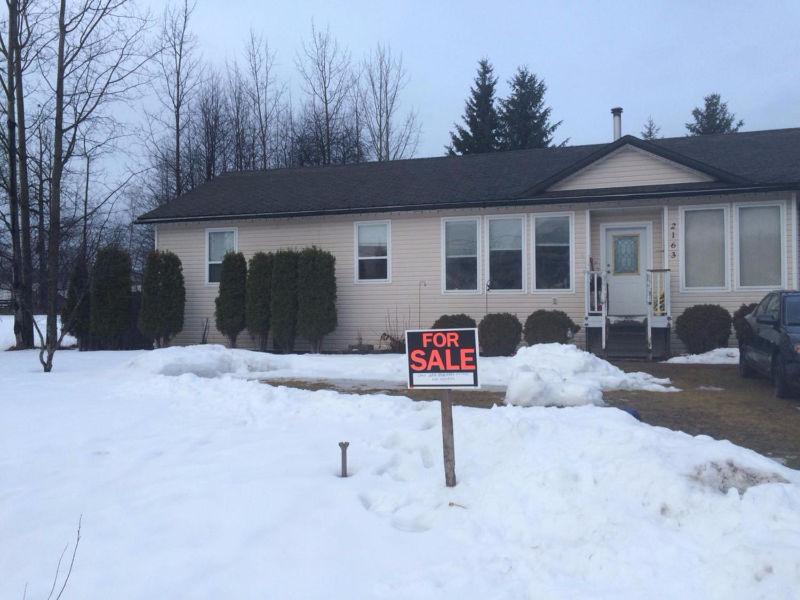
[682,207,726,289]
[444,219,479,291]
[737,204,782,288]
[207,228,236,283]
[533,214,571,290]
[356,221,390,281]
[488,217,523,291]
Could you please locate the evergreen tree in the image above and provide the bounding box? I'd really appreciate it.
[686,93,743,135]
[245,252,273,351]
[447,59,500,155]
[297,247,337,352]
[214,252,247,347]
[62,259,91,350]
[139,250,185,348]
[90,246,132,350]
[270,249,299,353]
[641,116,661,140]
[497,67,560,150]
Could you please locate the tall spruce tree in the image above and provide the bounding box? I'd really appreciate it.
[245,252,273,351]
[686,93,743,135]
[641,116,661,140]
[270,250,299,353]
[62,259,91,350]
[498,67,560,150]
[447,59,500,155]
[297,247,337,352]
[139,250,186,348]
[90,246,132,350]
[214,252,247,347]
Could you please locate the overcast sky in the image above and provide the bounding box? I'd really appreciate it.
[148,0,800,157]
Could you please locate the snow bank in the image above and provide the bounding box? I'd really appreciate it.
[127,343,674,407]
[0,314,76,350]
[1,348,799,599]
[667,347,739,364]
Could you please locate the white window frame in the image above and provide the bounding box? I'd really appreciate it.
[733,200,787,290]
[441,216,482,294]
[354,220,392,284]
[485,214,526,294]
[205,227,238,285]
[679,204,730,292]
[531,211,575,293]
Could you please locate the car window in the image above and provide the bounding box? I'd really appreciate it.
[755,294,773,318]
[784,295,800,326]
[764,295,780,321]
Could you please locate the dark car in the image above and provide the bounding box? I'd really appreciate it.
[739,291,800,398]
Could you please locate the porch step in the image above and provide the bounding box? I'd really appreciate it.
[605,321,650,359]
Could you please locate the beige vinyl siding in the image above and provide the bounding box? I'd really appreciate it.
[158,205,589,351]
[549,145,714,191]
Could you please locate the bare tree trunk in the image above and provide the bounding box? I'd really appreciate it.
[14,0,33,347]
[35,121,47,311]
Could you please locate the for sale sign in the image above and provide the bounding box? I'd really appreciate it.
[405,328,480,389]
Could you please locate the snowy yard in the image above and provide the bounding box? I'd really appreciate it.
[2,346,800,599]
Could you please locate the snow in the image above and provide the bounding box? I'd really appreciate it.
[0,314,77,350]
[2,346,800,599]
[128,342,675,406]
[667,347,740,364]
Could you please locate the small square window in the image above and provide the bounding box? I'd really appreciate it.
[207,229,236,283]
[356,222,390,282]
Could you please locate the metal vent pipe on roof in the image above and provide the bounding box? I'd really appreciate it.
[611,107,623,140]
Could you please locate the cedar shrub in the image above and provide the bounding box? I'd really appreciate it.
[245,252,273,351]
[297,247,337,352]
[89,246,132,350]
[62,259,92,350]
[139,250,185,347]
[270,249,299,353]
[214,251,247,347]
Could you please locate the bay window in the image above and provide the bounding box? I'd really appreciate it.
[487,217,524,291]
[737,204,783,288]
[207,228,237,283]
[533,214,571,290]
[444,218,479,291]
[356,221,390,282]
[682,207,727,289]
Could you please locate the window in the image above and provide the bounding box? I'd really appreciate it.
[737,204,783,288]
[533,214,571,290]
[207,229,236,283]
[682,207,727,289]
[356,221,390,282]
[612,234,639,275]
[488,217,523,291]
[784,295,800,326]
[444,218,479,291]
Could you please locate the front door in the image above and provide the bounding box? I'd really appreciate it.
[603,226,650,317]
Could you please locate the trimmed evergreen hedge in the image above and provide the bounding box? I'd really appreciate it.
[523,310,580,345]
[62,259,91,350]
[139,250,185,347]
[90,246,132,350]
[675,304,732,354]
[478,312,522,356]
[245,252,274,351]
[214,252,247,347]
[270,249,299,353]
[297,247,337,352]
[432,314,476,329]
[733,302,758,347]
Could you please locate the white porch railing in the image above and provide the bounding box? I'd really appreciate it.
[584,270,608,349]
[646,269,671,350]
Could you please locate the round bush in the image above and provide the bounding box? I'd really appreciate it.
[478,313,522,356]
[432,313,476,329]
[523,310,580,345]
[733,302,758,347]
[675,304,732,354]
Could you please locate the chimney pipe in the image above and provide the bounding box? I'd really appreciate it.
[611,107,623,140]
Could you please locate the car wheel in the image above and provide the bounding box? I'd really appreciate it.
[772,355,793,399]
[738,346,755,378]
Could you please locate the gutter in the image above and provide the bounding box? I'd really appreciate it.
[135,183,800,225]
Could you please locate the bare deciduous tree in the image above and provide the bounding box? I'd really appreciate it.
[245,30,280,170]
[359,44,419,161]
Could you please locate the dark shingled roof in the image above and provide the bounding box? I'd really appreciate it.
[137,128,800,223]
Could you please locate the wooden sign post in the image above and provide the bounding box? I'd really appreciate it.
[406,328,480,487]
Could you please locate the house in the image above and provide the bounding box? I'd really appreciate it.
[137,110,800,358]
